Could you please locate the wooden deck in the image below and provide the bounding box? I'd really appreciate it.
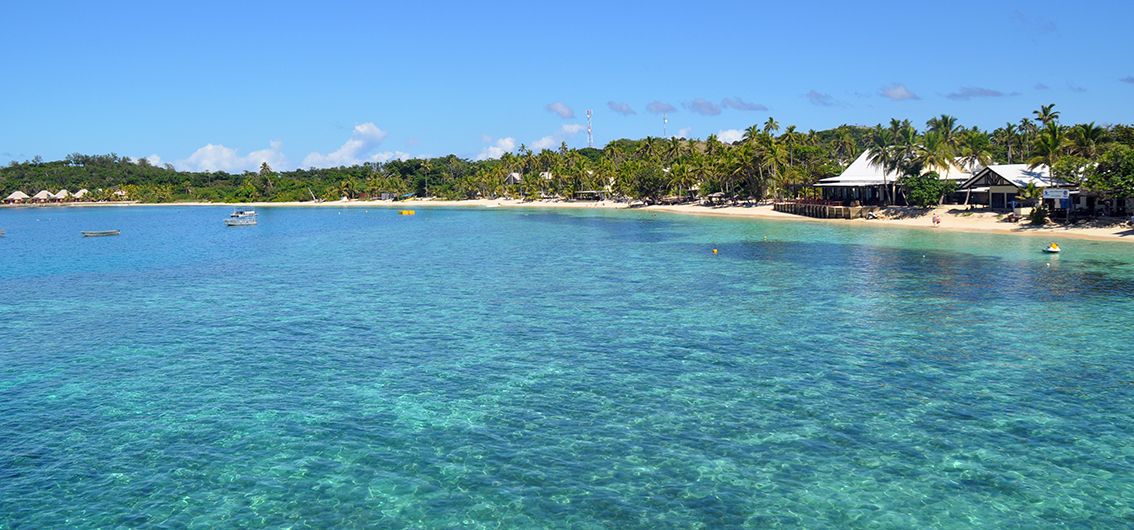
[773,202,879,219]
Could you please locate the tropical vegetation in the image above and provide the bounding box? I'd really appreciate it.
[3,105,1133,206]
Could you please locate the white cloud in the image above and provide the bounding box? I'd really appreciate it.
[880,83,919,101]
[302,122,389,168]
[531,124,585,151]
[372,151,412,163]
[716,129,743,144]
[140,154,162,166]
[531,136,557,150]
[676,127,692,139]
[545,101,575,119]
[476,137,516,160]
[484,124,585,156]
[177,140,288,172]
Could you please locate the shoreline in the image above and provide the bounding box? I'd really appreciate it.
[4,199,1134,244]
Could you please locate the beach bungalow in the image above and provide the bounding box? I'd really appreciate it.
[504,172,523,185]
[53,189,72,202]
[814,150,971,205]
[4,191,29,204]
[31,190,54,203]
[957,164,1060,210]
[73,189,90,201]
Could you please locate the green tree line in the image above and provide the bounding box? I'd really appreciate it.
[4,105,1133,205]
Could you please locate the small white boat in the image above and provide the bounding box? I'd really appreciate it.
[224,209,257,226]
[1043,244,1061,253]
[82,230,120,237]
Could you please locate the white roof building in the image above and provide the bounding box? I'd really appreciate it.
[815,150,971,188]
[959,164,1059,190]
[73,189,90,199]
[5,191,30,201]
[53,189,71,199]
[32,190,54,200]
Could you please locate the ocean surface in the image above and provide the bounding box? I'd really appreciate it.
[2,205,1133,528]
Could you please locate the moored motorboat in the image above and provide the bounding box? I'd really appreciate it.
[82,230,120,237]
[224,209,257,226]
[1044,242,1061,253]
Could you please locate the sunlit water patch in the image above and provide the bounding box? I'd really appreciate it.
[2,206,1133,528]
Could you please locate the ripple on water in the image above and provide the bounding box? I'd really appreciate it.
[1,206,1133,528]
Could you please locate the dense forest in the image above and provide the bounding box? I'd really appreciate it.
[4,104,1134,206]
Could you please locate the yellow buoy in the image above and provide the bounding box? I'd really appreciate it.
[399,210,415,216]
[712,248,718,255]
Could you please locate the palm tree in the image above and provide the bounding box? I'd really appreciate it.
[1068,122,1105,158]
[957,130,993,173]
[957,130,993,205]
[636,137,660,161]
[926,114,962,150]
[1015,118,1041,161]
[835,129,856,165]
[781,125,800,166]
[763,117,780,135]
[893,123,921,176]
[915,131,954,174]
[742,125,761,145]
[337,178,356,199]
[1028,124,1066,185]
[994,122,1018,163]
[704,133,721,154]
[867,126,898,205]
[665,137,683,163]
[1033,103,1059,127]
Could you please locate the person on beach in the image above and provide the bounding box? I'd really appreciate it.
[932,213,941,227]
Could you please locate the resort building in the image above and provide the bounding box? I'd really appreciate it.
[957,164,1059,209]
[53,189,72,202]
[4,191,29,204]
[814,150,971,205]
[504,172,523,185]
[73,189,90,200]
[31,190,54,203]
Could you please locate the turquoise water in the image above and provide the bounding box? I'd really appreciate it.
[2,206,1133,528]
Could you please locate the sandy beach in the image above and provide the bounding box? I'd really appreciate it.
[6,198,1134,243]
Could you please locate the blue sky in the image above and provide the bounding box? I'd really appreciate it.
[1,0,1132,171]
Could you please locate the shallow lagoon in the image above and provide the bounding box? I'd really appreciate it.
[2,206,1133,528]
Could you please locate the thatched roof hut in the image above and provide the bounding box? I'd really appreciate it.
[4,191,29,203]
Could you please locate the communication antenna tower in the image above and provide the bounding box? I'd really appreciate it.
[663,113,668,137]
[586,109,593,148]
